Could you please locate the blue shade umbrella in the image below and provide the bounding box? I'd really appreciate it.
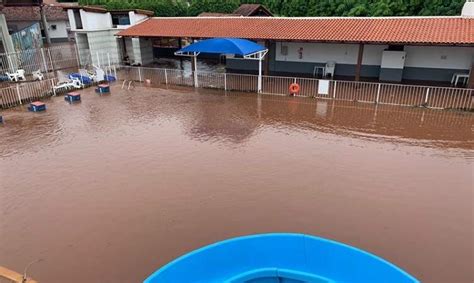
[144,233,419,283]
[176,38,266,56]
[175,38,268,92]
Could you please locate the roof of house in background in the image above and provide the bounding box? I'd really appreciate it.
[117,16,474,46]
[198,4,273,18]
[233,4,273,17]
[0,5,68,21]
[63,5,153,16]
[198,12,241,17]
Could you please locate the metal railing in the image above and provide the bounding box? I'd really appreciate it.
[117,66,473,111]
[0,78,56,108]
[0,65,471,110]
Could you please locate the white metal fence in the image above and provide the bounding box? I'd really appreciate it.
[117,66,473,111]
[0,78,56,108]
[0,65,472,110]
[0,44,79,76]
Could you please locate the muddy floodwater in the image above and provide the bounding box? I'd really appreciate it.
[0,85,473,283]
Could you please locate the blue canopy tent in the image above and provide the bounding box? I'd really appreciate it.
[175,38,268,92]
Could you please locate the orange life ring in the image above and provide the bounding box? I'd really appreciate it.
[289,83,300,95]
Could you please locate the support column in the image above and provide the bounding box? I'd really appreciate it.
[193,54,198,87]
[468,62,474,89]
[355,43,364,81]
[178,37,183,70]
[264,40,270,75]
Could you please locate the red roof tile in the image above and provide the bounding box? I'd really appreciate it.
[117,17,474,46]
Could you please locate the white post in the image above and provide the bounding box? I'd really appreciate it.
[164,69,168,85]
[40,48,48,72]
[258,56,262,93]
[138,67,142,82]
[113,65,117,80]
[16,84,22,105]
[224,73,227,91]
[333,81,337,99]
[193,55,198,88]
[96,52,100,67]
[376,83,381,104]
[51,78,56,96]
[424,88,430,105]
[47,48,54,73]
[7,53,14,72]
[107,53,111,76]
[74,44,81,67]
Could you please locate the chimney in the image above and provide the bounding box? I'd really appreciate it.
[462,0,474,17]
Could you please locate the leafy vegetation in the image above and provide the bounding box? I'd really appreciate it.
[78,0,466,17]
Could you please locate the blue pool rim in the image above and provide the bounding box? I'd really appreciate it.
[144,233,419,283]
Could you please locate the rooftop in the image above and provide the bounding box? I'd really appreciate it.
[0,4,68,21]
[117,16,474,46]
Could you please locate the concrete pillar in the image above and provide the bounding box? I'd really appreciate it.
[264,40,270,75]
[468,62,474,89]
[0,14,14,53]
[355,43,364,81]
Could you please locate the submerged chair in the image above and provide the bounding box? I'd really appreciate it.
[53,78,84,92]
[145,233,418,283]
[324,61,336,78]
[32,69,44,81]
[5,69,26,82]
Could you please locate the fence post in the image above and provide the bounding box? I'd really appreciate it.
[47,48,55,73]
[138,67,142,82]
[376,83,381,104]
[333,81,337,99]
[40,48,48,72]
[424,88,430,105]
[74,44,81,68]
[224,73,227,91]
[7,53,15,72]
[96,52,101,67]
[164,69,168,85]
[51,78,56,96]
[16,84,22,105]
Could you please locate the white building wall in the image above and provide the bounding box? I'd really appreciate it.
[139,38,154,65]
[80,10,112,30]
[130,12,148,25]
[67,9,76,30]
[86,30,121,65]
[47,20,68,39]
[404,46,473,70]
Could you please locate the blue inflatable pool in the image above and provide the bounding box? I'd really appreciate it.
[145,233,418,283]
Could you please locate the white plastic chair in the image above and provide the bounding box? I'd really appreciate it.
[324,61,336,78]
[93,65,105,82]
[17,69,26,81]
[32,69,44,81]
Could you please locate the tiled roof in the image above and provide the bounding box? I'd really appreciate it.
[0,5,68,21]
[198,12,240,17]
[117,17,474,46]
[233,4,273,17]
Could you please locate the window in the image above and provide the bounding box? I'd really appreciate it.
[112,14,130,27]
[280,45,288,56]
[73,10,82,29]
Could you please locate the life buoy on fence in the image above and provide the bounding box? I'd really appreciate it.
[289,83,300,95]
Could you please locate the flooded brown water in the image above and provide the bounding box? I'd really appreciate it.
[1,85,473,283]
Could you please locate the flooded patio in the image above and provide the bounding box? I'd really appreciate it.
[0,85,473,283]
